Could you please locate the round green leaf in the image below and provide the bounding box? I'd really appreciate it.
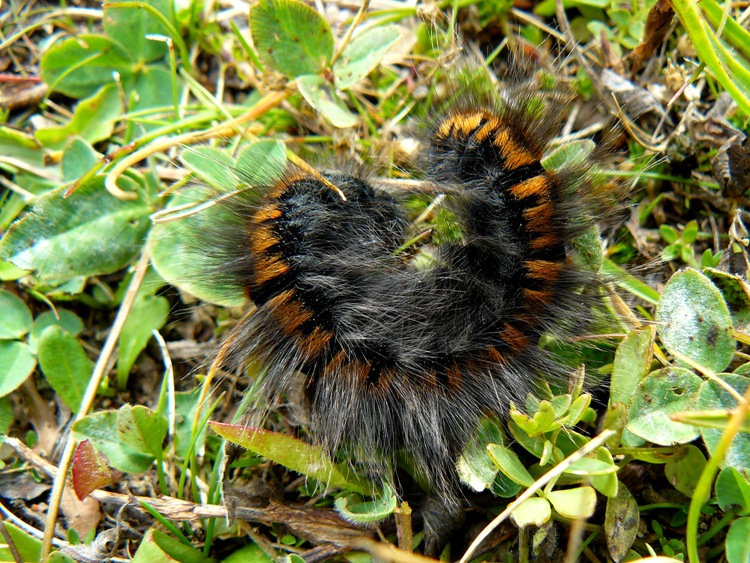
[180,146,237,191]
[73,410,154,473]
[250,0,334,77]
[148,189,247,307]
[103,0,171,64]
[541,139,596,171]
[727,517,750,563]
[510,497,551,528]
[40,34,136,98]
[37,325,93,413]
[626,367,703,445]
[656,269,735,373]
[62,137,100,183]
[457,418,504,492]
[716,467,750,515]
[664,444,709,501]
[698,374,750,473]
[333,26,400,90]
[234,139,288,186]
[297,74,358,128]
[0,176,152,280]
[0,290,32,340]
[0,341,36,397]
[547,486,597,519]
[29,309,85,355]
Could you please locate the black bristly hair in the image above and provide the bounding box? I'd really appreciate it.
[190,57,622,550]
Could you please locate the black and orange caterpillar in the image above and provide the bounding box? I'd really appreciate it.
[198,65,616,523]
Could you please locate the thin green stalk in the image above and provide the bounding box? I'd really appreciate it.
[685,383,750,563]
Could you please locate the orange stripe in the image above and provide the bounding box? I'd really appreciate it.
[509,175,550,199]
[493,128,537,169]
[525,259,564,281]
[524,202,554,232]
[323,350,347,381]
[502,323,531,351]
[347,359,371,386]
[522,288,554,308]
[266,289,312,335]
[474,118,501,142]
[297,326,333,358]
[253,205,282,223]
[374,366,396,394]
[253,254,290,286]
[485,345,505,364]
[447,364,462,389]
[250,223,279,255]
[530,233,560,250]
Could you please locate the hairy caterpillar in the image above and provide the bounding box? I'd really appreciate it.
[192,61,619,546]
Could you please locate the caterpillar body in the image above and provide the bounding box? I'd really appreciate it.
[196,65,617,532]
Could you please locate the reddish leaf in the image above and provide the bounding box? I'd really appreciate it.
[72,439,117,500]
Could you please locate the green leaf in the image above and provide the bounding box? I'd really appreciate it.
[626,367,703,445]
[564,457,618,477]
[0,341,36,397]
[103,0,171,64]
[0,176,152,280]
[334,484,398,523]
[233,139,288,186]
[117,405,168,459]
[62,137,100,183]
[297,74,358,128]
[726,517,750,563]
[250,0,334,77]
[117,294,169,388]
[0,397,13,434]
[174,390,207,459]
[222,544,274,563]
[0,522,41,563]
[0,126,45,169]
[698,374,750,473]
[457,418,504,491]
[716,467,750,515]
[210,422,374,495]
[590,448,620,497]
[73,410,154,473]
[37,325,92,413]
[486,443,535,487]
[0,290,32,340]
[660,224,679,244]
[605,482,639,562]
[610,326,654,406]
[40,34,137,98]
[656,269,735,373]
[682,220,699,245]
[150,530,211,563]
[547,486,597,519]
[28,309,85,355]
[664,444,709,502]
[148,189,247,307]
[333,26,400,90]
[541,140,596,171]
[510,497,551,528]
[180,146,237,191]
[35,84,122,150]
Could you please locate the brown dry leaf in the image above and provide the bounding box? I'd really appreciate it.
[61,487,101,539]
[631,0,675,76]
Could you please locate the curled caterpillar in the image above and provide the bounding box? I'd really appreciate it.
[195,65,618,516]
